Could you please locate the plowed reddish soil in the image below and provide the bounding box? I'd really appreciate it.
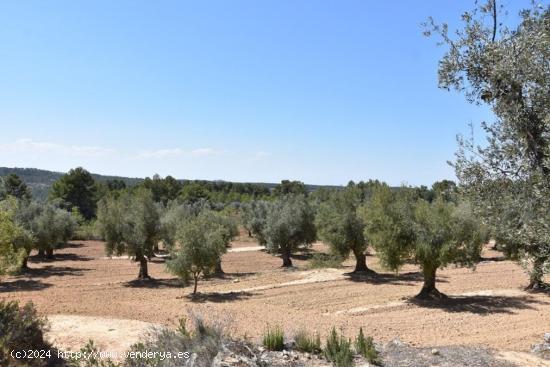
[1,240,549,356]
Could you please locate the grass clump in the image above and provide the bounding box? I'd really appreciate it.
[294,329,321,354]
[355,327,380,365]
[324,327,354,367]
[125,315,222,367]
[308,253,344,269]
[262,325,285,351]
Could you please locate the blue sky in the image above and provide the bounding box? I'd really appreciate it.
[0,1,528,185]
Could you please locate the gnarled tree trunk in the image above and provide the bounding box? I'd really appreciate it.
[416,267,445,300]
[37,249,45,257]
[214,258,224,275]
[281,247,293,267]
[45,248,54,259]
[137,253,150,279]
[351,248,373,273]
[21,255,29,270]
[526,257,545,290]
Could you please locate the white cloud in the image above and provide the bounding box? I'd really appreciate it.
[137,147,223,159]
[137,148,185,159]
[0,138,115,157]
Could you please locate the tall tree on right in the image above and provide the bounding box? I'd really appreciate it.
[425,1,550,288]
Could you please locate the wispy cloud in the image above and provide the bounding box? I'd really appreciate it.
[137,147,223,159]
[0,138,115,157]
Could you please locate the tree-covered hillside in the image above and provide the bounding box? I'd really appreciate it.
[0,167,342,201]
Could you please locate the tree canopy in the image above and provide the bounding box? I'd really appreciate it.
[49,167,98,220]
[316,188,371,273]
[427,1,550,288]
[97,188,160,279]
[263,195,316,267]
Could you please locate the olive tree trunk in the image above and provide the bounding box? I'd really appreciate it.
[281,247,293,267]
[416,266,445,300]
[526,257,545,290]
[214,258,224,275]
[136,253,150,279]
[45,248,54,259]
[351,248,373,273]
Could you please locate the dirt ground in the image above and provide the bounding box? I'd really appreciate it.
[1,240,549,360]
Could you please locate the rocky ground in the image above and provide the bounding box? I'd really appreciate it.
[214,337,550,367]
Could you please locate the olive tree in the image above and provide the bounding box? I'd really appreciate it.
[166,210,233,294]
[0,199,31,278]
[242,200,271,245]
[426,1,550,288]
[412,199,487,299]
[14,201,76,261]
[363,186,487,300]
[316,189,372,273]
[263,195,316,267]
[97,189,160,279]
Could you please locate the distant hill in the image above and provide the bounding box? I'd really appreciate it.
[0,167,144,201]
[0,167,342,201]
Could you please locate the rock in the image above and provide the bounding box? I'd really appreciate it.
[544,332,550,343]
[431,348,440,356]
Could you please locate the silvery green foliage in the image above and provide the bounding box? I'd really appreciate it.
[97,188,160,260]
[427,1,550,287]
[167,210,232,293]
[263,195,316,267]
[159,202,196,251]
[14,201,76,255]
[316,187,368,271]
[242,200,272,245]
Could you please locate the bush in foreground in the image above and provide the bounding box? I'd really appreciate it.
[0,300,55,367]
[125,316,222,367]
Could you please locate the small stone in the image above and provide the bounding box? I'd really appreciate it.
[431,348,440,355]
[544,333,550,343]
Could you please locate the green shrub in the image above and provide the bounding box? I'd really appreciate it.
[355,328,380,365]
[294,329,321,354]
[125,315,222,367]
[0,300,55,366]
[308,253,344,269]
[262,325,284,351]
[324,327,354,367]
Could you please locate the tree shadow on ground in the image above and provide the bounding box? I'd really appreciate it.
[409,294,549,315]
[186,291,255,303]
[29,253,93,262]
[0,279,52,292]
[123,278,183,289]
[204,271,257,279]
[479,255,507,262]
[344,271,448,286]
[61,242,85,249]
[19,265,91,278]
